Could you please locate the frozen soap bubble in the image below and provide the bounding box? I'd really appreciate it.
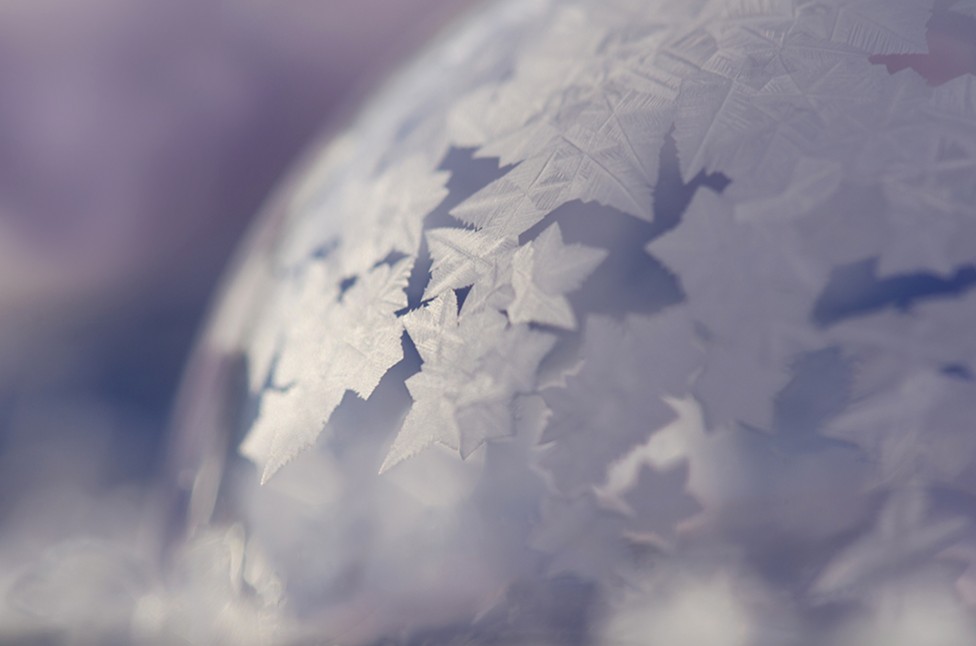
[165,0,976,643]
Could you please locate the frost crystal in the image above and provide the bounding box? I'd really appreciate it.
[148,0,976,644]
[243,256,414,482]
[508,223,606,329]
[381,290,556,472]
[423,227,516,301]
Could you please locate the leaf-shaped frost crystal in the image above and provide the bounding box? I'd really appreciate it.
[508,222,606,329]
[243,256,414,482]
[423,228,517,301]
[380,289,556,473]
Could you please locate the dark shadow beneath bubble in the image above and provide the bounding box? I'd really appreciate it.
[941,363,974,381]
[454,286,472,312]
[647,126,731,239]
[811,257,976,327]
[338,275,358,296]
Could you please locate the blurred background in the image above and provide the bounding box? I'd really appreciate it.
[0,0,469,586]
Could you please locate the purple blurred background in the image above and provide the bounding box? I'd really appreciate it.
[0,0,469,551]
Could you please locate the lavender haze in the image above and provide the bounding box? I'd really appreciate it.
[0,0,466,630]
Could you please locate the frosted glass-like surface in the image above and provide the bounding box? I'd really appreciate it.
[165,0,976,643]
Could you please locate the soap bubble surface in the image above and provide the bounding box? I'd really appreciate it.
[168,0,976,643]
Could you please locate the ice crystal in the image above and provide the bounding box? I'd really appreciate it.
[243,257,414,482]
[380,290,556,473]
[141,0,976,643]
[508,222,606,329]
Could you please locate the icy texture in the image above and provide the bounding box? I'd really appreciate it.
[12,0,971,643]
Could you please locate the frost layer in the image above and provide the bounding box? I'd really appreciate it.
[162,0,976,643]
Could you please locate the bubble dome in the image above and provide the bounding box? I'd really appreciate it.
[166,0,976,643]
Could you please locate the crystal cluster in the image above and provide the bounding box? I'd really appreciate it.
[166,0,976,643]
